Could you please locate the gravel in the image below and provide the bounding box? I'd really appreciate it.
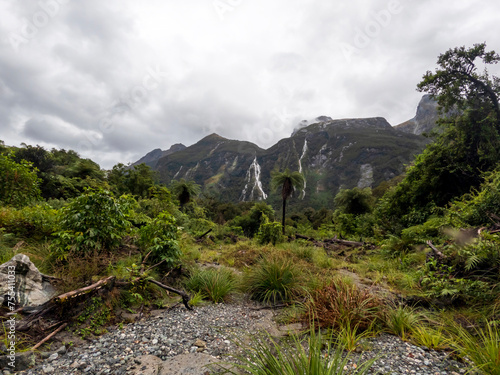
[3,303,469,375]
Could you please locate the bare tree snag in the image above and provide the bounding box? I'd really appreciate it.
[147,279,192,310]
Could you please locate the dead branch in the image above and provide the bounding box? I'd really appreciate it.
[147,279,192,311]
[30,323,68,351]
[54,276,115,303]
[196,228,213,240]
[426,240,445,259]
[296,233,365,247]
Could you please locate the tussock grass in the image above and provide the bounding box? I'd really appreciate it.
[219,327,377,375]
[243,255,307,305]
[305,278,382,330]
[185,266,237,303]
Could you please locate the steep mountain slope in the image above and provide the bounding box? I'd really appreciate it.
[149,118,428,207]
[395,95,440,135]
[155,134,266,202]
[131,144,186,168]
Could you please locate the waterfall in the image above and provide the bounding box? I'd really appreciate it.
[298,140,308,199]
[240,157,267,201]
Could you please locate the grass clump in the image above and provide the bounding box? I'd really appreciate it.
[219,328,377,375]
[448,321,500,375]
[383,305,421,341]
[243,255,305,305]
[185,267,237,303]
[305,278,382,330]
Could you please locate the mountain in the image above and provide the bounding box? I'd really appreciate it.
[131,143,186,168]
[395,95,440,135]
[142,117,428,209]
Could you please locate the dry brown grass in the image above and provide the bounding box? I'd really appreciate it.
[304,278,383,330]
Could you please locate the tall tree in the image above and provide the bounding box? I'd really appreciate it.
[171,179,201,211]
[271,169,304,235]
[378,43,500,232]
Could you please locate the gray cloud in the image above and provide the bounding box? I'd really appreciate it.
[1,0,500,168]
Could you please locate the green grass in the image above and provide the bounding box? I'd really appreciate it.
[448,321,500,375]
[384,305,422,341]
[243,255,306,305]
[218,328,378,375]
[185,266,237,303]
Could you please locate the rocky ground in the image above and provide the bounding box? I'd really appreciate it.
[2,302,469,375]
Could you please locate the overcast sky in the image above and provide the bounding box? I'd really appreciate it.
[1,0,500,168]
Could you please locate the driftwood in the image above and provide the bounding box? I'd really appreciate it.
[147,279,192,310]
[196,228,213,241]
[295,233,366,248]
[114,277,192,310]
[30,323,68,351]
[54,276,116,303]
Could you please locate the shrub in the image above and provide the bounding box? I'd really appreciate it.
[0,204,58,239]
[0,153,41,207]
[304,278,382,330]
[185,267,237,303]
[138,211,180,267]
[244,256,305,305]
[52,189,132,255]
[257,215,283,245]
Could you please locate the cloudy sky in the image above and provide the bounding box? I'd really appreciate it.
[1,0,500,168]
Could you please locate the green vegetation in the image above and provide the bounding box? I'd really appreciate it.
[1,43,499,373]
[221,328,377,375]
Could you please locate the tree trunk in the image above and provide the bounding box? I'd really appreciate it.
[281,198,287,235]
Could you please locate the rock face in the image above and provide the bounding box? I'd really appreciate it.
[0,254,57,307]
[395,94,440,135]
[148,118,427,209]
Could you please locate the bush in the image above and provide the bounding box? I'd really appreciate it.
[52,189,132,255]
[0,153,41,207]
[0,204,58,239]
[257,215,283,245]
[138,212,180,267]
[244,256,305,305]
[185,267,237,303]
[304,278,382,330]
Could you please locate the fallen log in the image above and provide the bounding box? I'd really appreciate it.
[296,234,365,247]
[54,276,116,303]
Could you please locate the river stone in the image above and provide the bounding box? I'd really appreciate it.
[0,254,57,307]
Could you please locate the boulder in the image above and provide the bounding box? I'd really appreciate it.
[0,254,57,307]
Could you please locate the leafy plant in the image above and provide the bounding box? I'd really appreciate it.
[138,211,180,267]
[410,325,449,350]
[0,153,41,207]
[52,189,132,255]
[334,321,376,352]
[185,267,237,303]
[257,215,283,245]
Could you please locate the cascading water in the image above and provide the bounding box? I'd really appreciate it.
[298,139,308,199]
[240,157,267,201]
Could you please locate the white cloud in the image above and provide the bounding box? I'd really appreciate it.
[1,0,500,168]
